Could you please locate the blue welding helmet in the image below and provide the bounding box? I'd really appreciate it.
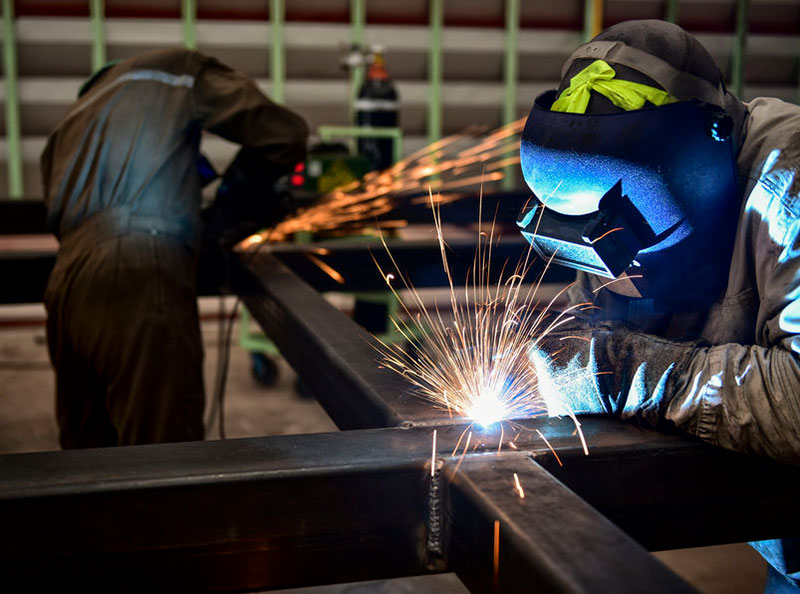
[517,21,745,301]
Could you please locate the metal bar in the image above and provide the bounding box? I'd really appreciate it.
[182,0,197,50]
[350,0,366,128]
[665,0,679,23]
[583,0,604,42]
[2,0,24,198]
[90,0,106,72]
[270,0,285,103]
[3,418,800,591]
[0,428,439,591]
[731,0,749,98]
[446,454,692,593]
[319,124,403,164]
[502,0,520,191]
[428,0,444,143]
[233,251,429,428]
[265,236,571,293]
[445,454,699,593]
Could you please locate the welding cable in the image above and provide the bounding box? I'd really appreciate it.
[205,227,276,439]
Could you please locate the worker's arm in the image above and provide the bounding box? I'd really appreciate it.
[531,151,800,466]
[194,56,309,179]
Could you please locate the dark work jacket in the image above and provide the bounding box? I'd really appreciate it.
[40,48,309,246]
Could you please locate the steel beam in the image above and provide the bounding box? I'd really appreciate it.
[2,419,799,592]
[234,250,428,428]
[0,428,436,592]
[445,454,697,593]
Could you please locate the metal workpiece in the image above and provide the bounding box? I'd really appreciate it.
[539,434,800,551]
[443,453,699,594]
[0,428,437,592]
[234,250,431,428]
[1,416,799,591]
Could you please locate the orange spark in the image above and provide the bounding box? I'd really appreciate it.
[513,472,525,499]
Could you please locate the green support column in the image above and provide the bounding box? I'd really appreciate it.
[502,0,520,190]
[3,0,24,198]
[182,0,197,50]
[731,0,749,98]
[90,0,106,71]
[427,0,443,143]
[665,0,679,24]
[583,0,603,43]
[270,0,285,104]
[350,0,366,127]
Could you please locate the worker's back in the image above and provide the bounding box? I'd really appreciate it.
[41,49,210,242]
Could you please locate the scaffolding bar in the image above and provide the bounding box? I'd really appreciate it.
[90,0,106,72]
[502,0,520,190]
[182,0,197,50]
[2,0,24,198]
[270,0,285,103]
[731,0,749,97]
[428,0,444,143]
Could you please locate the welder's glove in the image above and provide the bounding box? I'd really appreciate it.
[202,147,297,248]
[528,320,704,429]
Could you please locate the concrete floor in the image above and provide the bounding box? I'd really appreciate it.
[0,303,768,593]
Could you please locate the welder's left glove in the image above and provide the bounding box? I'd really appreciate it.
[529,320,705,428]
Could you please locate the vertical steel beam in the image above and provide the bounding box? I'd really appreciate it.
[583,0,604,43]
[182,0,197,50]
[2,0,24,198]
[427,0,443,143]
[731,0,749,98]
[502,0,520,191]
[665,0,679,24]
[90,0,106,72]
[270,0,285,103]
[350,0,366,127]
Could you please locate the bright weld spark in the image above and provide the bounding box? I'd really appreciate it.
[589,227,625,244]
[535,429,563,467]
[373,186,596,442]
[453,430,472,475]
[513,472,525,499]
[305,254,345,285]
[493,520,500,590]
[592,275,644,293]
[431,429,437,477]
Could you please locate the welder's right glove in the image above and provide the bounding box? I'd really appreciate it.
[528,320,705,429]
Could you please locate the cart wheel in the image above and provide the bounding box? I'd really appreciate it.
[251,352,279,387]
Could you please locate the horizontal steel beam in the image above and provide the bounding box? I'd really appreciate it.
[0,428,437,592]
[2,419,798,591]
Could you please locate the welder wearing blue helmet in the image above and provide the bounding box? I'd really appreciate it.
[522,20,800,592]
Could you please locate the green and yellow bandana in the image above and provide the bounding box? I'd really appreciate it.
[551,59,676,114]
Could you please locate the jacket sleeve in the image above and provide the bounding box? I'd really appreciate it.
[659,150,800,465]
[569,148,800,465]
[193,56,309,177]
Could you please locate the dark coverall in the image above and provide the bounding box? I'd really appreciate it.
[40,49,308,449]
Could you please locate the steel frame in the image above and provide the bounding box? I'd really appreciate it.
[3,249,800,593]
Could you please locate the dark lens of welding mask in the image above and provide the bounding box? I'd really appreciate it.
[518,90,739,297]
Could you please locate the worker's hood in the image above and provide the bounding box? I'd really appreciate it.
[517,89,741,302]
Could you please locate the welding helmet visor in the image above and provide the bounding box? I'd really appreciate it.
[518,89,740,300]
